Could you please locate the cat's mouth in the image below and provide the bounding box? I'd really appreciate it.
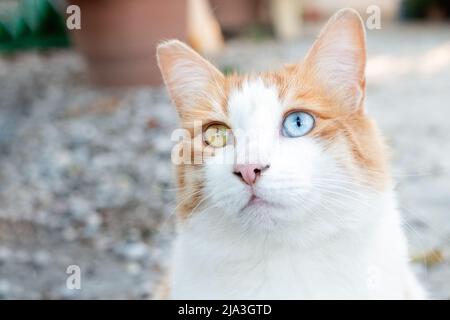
[241,194,279,212]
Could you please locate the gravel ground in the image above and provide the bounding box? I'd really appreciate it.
[0,23,449,299]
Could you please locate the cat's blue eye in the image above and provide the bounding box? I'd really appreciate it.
[282,111,315,138]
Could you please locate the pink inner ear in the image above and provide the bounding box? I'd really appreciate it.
[157,40,224,117]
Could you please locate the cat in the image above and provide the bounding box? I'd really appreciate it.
[156,8,426,299]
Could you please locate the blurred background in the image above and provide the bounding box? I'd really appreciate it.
[0,0,449,299]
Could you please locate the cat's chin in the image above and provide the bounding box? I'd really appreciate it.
[235,195,289,230]
[240,195,281,213]
[242,195,269,209]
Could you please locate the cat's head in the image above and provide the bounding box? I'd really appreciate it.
[157,9,390,234]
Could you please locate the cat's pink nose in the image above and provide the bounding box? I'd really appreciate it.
[233,164,270,186]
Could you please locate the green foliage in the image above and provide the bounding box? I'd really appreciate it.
[221,65,239,76]
[0,0,70,52]
[240,23,273,42]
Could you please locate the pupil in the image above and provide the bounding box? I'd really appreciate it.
[296,116,301,127]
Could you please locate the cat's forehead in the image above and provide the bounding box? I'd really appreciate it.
[226,78,284,132]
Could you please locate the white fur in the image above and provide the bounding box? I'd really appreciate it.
[169,80,426,299]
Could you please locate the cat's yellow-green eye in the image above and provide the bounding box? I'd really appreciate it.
[203,123,231,148]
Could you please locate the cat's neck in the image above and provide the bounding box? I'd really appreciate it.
[172,190,412,299]
[180,189,397,253]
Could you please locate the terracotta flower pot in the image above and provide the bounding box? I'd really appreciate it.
[69,0,187,87]
[210,0,261,32]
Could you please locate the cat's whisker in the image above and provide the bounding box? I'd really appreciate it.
[313,177,383,192]
[400,218,431,280]
[362,167,438,179]
[156,183,202,192]
[313,182,378,198]
[318,189,374,209]
[286,194,346,225]
[165,188,206,219]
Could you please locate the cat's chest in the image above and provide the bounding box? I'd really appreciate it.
[208,251,367,299]
[170,208,407,299]
[171,236,378,299]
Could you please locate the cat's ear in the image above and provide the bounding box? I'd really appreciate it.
[157,40,225,118]
[303,9,366,112]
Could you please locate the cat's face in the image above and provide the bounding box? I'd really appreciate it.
[158,9,389,232]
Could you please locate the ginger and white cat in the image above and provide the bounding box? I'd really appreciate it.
[156,9,426,299]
